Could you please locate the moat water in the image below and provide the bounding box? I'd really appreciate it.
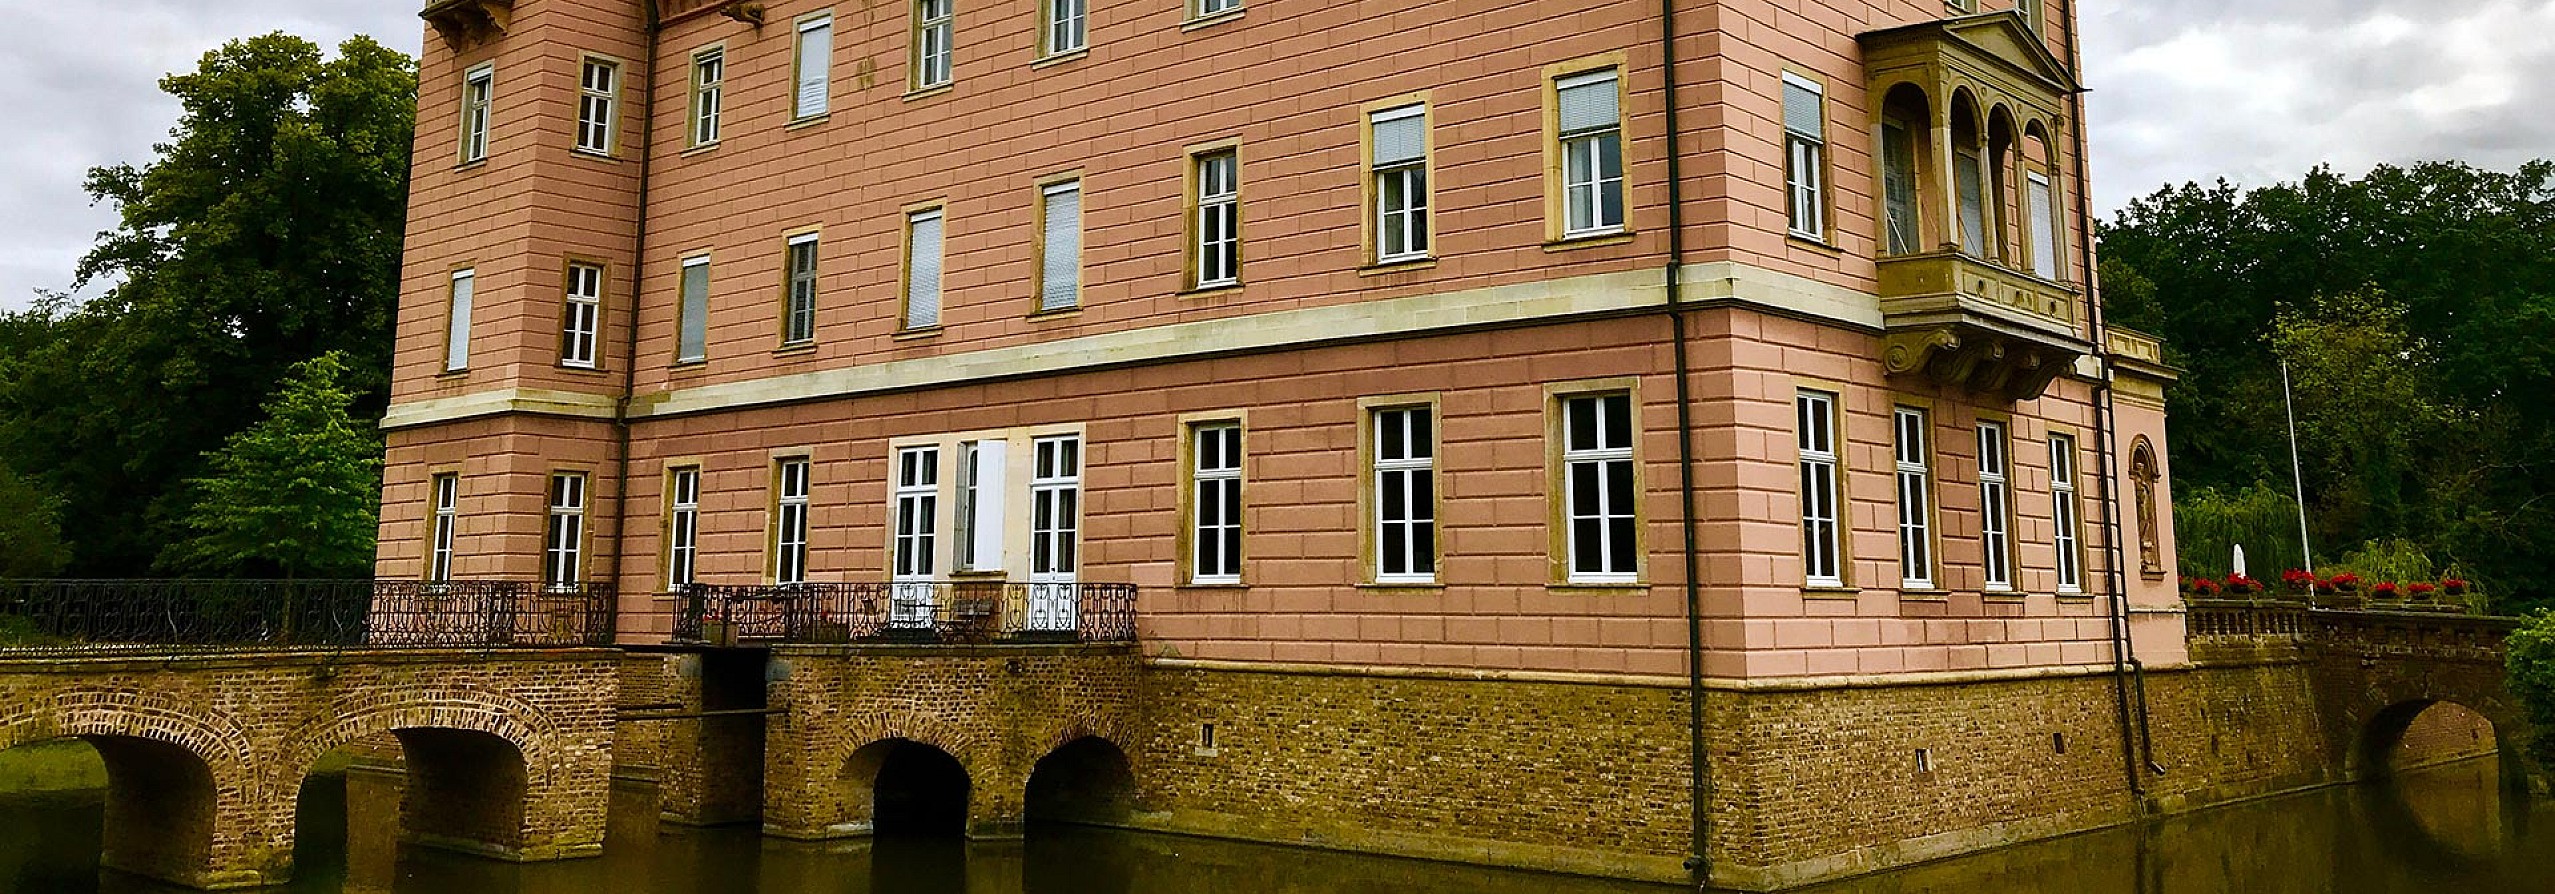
[0,758,2547,894]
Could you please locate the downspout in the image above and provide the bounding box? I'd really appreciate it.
[2059,0,2159,797]
[603,0,663,634]
[1655,0,1711,882]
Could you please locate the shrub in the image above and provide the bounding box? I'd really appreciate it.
[2504,612,2555,773]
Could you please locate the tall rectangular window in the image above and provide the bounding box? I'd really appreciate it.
[1190,423,1243,584]
[575,58,616,155]
[677,256,710,363]
[1194,0,1241,17]
[1894,407,1934,589]
[1956,147,1987,257]
[1374,406,1436,584]
[1192,150,1240,288]
[1556,69,1625,237]
[1370,104,1430,263]
[429,473,459,582]
[913,0,954,89]
[904,209,945,329]
[690,48,724,147]
[460,64,493,164]
[1562,394,1638,583]
[1781,72,1827,240]
[774,458,810,585]
[1978,421,2014,591]
[1032,436,1081,580]
[1881,120,1921,255]
[2051,435,2084,593]
[2028,171,2061,280]
[445,269,475,373]
[893,447,940,579]
[1798,390,1843,587]
[1044,0,1086,55]
[562,262,602,369]
[666,467,700,590]
[784,234,819,345]
[545,473,587,589]
[954,440,1007,572]
[794,15,833,119]
[1038,181,1081,312]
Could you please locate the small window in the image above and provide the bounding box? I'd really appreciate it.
[1561,394,1638,583]
[429,473,459,582]
[666,466,700,590]
[1894,407,1933,589]
[677,256,710,364]
[1038,181,1082,312]
[690,48,724,147]
[913,0,955,89]
[893,447,941,579]
[1781,72,1826,240]
[904,209,945,329]
[1978,421,2014,591]
[459,64,494,164]
[1373,406,1437,584]
[1043,0,1087,55]
[445,269,475,373]
[783,233,819,345]
[562,262,603,369]
[1190,423,1244,584]
[794,15,834,120]
[1193,0,1241,19]
[1555,69,1625,238]
[774,458,811,585]
[1797,390,1842,587]
[1191,150,1241,289]
[575,58,617,155]
[2050,435,2083,593]
[2027,170,2061,281]
[545,472,588,589]
[1369,104,1430,263]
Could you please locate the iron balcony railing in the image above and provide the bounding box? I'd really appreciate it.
[0,580,616,652]
[674,581,1137,646]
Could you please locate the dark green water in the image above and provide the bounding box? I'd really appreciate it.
[0,759,2547,893]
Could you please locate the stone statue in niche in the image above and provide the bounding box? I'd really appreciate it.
[2131,437,2162,576]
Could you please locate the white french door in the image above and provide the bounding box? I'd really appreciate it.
[1026,436,1081,633]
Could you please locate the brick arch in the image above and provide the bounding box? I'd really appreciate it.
[0,687,257,780]
[278,685,567,788]
[0,688,263,888]
[830,715,994,780]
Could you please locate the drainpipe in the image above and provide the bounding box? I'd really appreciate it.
[1653,0,1711,883]
[2059,0,2159,798]
[603,0,664,636]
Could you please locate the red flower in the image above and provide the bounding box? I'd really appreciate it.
[2409,582,2438,596]
[2280,569,2317,594]
[2223,574,2264,595]
[2184,577,2222,597]
[2329,573,2362,593]
[2371,581,2401,599]
[2442,579,2472,596]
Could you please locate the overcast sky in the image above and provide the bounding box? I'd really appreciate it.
[2,0,2551,310]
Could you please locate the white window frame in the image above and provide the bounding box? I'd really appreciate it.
[1562,393,1638,584]
[1031,436,1082,580]
[1781,72,1827,240]
[774,457,811,585]
[794,14,833,120]
[1193,150,1240,288]
[1556,69,1625,238]
[903,209,945,329]
[1044,0,1087,56]
[562,262,602,369]
[667,467,700,590]
[1978,421,2014,592]
[1798,390,1843,588]
[445,269,474,373]
[2051,435,2084,594]
[544,472,587,590]
[913,0,954,89]
[893,447,941,580]
[1370,104,1431,263]
[784,233,820,345]
[690,48,724,147]
[1373,406,1437,584]
[1190,423,1244,584]
[575,58,617,156]
[429,473,459,582]
[1894,407,1934,589]
[677,255,710,364]
[1038,180,1082,312]
[1193,0,1242,19]
[460,63,494,164]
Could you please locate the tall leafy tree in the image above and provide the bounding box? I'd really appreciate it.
[0,34,414,574]
[162,352,382,578]
[0,460,68,577]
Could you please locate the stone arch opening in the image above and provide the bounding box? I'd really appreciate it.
[392,727,530,857]
[844,738,972,837]
[1024,736,1137,829]
[289,732,405,888]
[2352,699,2525,871]
[0,734,223,886]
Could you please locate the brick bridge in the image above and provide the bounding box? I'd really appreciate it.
[2185,599,2547,794]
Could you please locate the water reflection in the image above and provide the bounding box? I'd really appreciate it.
[1,760,2547,894]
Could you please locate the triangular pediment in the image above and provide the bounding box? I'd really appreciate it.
[1860,11,2080,97]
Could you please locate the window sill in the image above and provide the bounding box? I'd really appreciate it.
[1180,8,1245,31]
[1803,586,1862,599]
[2056,590,2095,601]
[1358,257,1437,276]
[1543,231,1635,252]
[1549,582,1646,594]
[452,159,488,173]
[556,363,610,374]
[669,359,708,372]
[903,83,954,102]
[772,342,818,357]
[436,368,471,380]
[1179,282,1244,299]
[1027,306,1083,321]
[568,148,622,163]
[892,326,944,342]
[949,569,1008,579]
[1031,48,1089,69]
[680,141,720,158]
[1357,581,1443,593]
[1179,581,1250,591]
[785,114,831,131]
[1787,233,1842,254]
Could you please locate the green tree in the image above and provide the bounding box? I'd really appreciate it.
[162,353,382,578]
[2505,612,2555,773]
[0,34,414,574]
[0,460,68,577]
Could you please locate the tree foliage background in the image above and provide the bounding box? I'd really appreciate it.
[0,33,413,576]
[2101,161,2555,610]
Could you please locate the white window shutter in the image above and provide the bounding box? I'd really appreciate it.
[446,271,473,371]
[907,214,944,327]
[970,440,1008,569]
[1781,73,1824,139]
[796,19,832,118]
[678,259,710,362]
[1556,72,1619,134]
[1371,106,1425,167]
[1040,184,1080,312]
[2028,174,2060,279]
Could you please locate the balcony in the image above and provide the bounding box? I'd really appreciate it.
[674,581,1138,647]
[1877,251,2092,401]
[0,579,616,652]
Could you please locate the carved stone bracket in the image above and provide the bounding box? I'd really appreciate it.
[424,0,515,48]
[1883,324,2074,402]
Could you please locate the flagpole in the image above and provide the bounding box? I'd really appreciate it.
[2282,360,2314,578]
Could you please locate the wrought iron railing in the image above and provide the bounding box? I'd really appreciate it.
[0,580,616,652]
[674,581,1138,646]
